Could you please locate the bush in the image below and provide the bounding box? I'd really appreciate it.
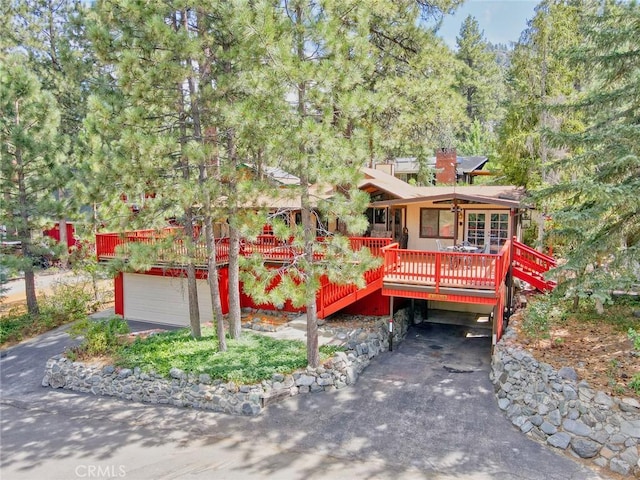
[68,316,130,357]
[0,282,95,346]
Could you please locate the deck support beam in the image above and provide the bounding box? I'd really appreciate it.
[388,296,394,351]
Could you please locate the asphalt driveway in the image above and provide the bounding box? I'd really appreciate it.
[0,320,608,480]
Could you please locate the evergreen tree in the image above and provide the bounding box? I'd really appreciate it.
[364,0,466,166]
[89,3,214,338]
[496,0,585,190]
[0,56,65,315]
[239,0,381,367]
[455,15,503,126]
[540,0,640,307]
[4,0,95,264]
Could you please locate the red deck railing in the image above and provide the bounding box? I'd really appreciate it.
[511,237,557,292]
[381,241,511,296]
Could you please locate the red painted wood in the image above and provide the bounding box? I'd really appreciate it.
[511,237,557,292]
[114,273,124,315]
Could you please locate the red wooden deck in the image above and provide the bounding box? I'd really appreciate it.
[97,230,529,339]
[380,241,511,304]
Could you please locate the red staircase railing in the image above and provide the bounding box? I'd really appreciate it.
[511,237,557,292]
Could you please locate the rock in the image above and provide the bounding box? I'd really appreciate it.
[609,458,631,476]
[570,438,600,458]
[593,391,614,408]
[558,367,578,382]
[117,368,132,379]
[563,419,591,437]
[620,420,640,439]
[295,374,316,387]
[540,421,557,435]
[169,367,185,379]
[547,432,571,449]
[620,397,640,413]
[620,446,639,466]
[48,372,66,389]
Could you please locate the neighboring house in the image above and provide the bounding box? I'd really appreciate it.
[377,148,490,185]
[96,164,555,346]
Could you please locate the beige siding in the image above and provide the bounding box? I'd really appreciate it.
[123,273,214,326]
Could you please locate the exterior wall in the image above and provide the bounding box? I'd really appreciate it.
[428,301,492,314]
[341,289,390,316]
[404,201,514,251]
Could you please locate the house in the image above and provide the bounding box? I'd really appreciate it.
[96,165,555,346]
[376,148,490,185]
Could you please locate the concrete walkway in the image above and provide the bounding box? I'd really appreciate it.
[0,315,611,480]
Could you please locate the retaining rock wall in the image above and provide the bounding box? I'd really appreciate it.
[43,310,410,416]
[492,320,640,478]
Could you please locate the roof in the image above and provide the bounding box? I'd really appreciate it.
[241,163,301,185]
[390,156,489,175]
[358,167,422,200]
[371,185,527,209]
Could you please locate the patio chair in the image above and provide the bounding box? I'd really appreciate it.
[481,242,492,268]
[436,239,446,251]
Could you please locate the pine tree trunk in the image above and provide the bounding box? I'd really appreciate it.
[204,213,227,351]
[183,213,201,338]
[16,144,39,316]
[302,190,319,368]
[228,223,242,339]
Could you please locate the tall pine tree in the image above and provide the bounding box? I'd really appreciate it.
[0,56,65,315]
[540,0,640,307]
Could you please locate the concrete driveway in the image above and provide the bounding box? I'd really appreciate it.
[0,320,609,480]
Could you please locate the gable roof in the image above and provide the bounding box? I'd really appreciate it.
[391,155,489,175]
[358,167,422,199]
[371,185,527,209]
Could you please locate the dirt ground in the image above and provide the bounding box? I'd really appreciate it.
[512,310,640,401]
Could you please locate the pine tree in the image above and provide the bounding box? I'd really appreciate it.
[0,56,65,315]
[89,3,214,338]
[496,0,585,189]
[540,0,640,306]
[4,0,96,264]
[238,0,382,367]
[455,15,503,127]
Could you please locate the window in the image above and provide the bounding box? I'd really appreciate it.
[420,209,454,238]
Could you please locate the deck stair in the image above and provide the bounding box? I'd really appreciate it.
[511,238,557,292]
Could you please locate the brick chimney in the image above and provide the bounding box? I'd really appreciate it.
[435,148,457,185]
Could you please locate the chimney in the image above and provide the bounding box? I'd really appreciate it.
[435,148,457,185]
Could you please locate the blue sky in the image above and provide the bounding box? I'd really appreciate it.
[438,0,538,48]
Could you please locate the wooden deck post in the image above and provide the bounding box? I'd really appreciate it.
[388,296,394,351]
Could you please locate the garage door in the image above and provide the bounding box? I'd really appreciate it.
[123,273,214,326]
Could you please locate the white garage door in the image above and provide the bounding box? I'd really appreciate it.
[123,273,214,326]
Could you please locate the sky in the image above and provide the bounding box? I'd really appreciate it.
[438,0,538,48]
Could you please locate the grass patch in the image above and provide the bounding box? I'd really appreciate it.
[114,326,344,384]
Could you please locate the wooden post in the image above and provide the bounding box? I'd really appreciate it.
[410,298,415,324]
[388,296,394,351]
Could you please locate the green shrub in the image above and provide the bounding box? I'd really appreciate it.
[68,316,130,357]
[522,295,553,343]
[0,282,97,346]
[629,374,640,395]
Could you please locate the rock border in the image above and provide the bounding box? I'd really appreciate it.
[492,318,640,478]
[42,310,411,416]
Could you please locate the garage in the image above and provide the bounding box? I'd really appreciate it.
[123,273,215,326]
